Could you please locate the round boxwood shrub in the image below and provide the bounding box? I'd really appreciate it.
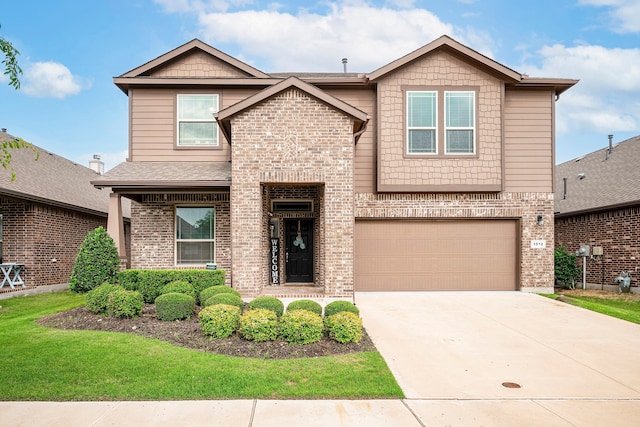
[155,292,196,321]
[286,299,322,316]
[324,300,359,318]
[238,308,278,342]
[199,285,240,306]
[279,309,323,345]
[248,296,284,317]
[160,280,196,300]
[86,283,123,314]
[203,293,245,311]
[106,289,143,318]
[324,311,363,343]
[69,226,120,293]
[199,304,241,338]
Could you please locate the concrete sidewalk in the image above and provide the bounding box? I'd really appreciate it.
[2,292,640,426]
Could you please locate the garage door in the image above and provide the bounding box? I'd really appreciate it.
[355,220,517,291]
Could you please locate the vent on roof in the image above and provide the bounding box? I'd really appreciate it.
[577,172,585,180]
[575,156,584,162]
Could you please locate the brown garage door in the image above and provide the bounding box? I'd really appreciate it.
[355,220,517,291]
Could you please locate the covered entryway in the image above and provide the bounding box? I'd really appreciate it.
[355,219,518,291]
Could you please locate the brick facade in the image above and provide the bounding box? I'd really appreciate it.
[355,192,556,291]
[0,197,109,292]
[555,206,640,288]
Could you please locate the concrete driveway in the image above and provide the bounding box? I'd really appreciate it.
[356,291,640,426]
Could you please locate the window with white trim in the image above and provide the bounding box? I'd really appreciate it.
[407,91,437,154]
[445,91,475,154]
[177,94,219,146]
[176,207,215,265]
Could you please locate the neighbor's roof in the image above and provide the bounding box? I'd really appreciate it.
[92,161,232,189]
[0,130,129,217]
[555,135,640,217]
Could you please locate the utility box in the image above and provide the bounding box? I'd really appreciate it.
[576,245,590,257]
[592,246,603,256]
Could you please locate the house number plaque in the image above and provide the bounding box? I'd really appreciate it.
[270,238,280,285]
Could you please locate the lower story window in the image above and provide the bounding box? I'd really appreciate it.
[176,207,215,265]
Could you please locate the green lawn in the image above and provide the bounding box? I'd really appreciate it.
[0,292,403,401]
[544,291,640,325]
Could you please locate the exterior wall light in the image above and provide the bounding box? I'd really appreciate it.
[536,215,544,225]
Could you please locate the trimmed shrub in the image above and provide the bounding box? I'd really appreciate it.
[160,280,196,300]
[199,285,241,306]
[324,300,359,318]
[239,308,279,342]
[324,311,363,344]
[155,292,196,321]
[203,293,245,311]
[118,269,226,303]
[248,296,284,317]
[69,226,120,293]
[106,289,143,318]
[286,299,322,316]
[279,309,323,345]
[199,304,241,338]
[86,283,123,314]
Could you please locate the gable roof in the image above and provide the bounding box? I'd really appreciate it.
[555,135,640,217]
[368,35,577,96]
[120,39,270,79]
[0,130,130,217]
[215,76,370,144]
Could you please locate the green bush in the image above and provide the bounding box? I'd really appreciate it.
[160,280,196,300]
[155,292,196,321]
[324,311,363,343]
[279,309,323,345]
[248,296,284,317]
[69,226,120,293]
[239,308,279,342]
[324,300,359,318]
[555,245,581,289]
[203,293,245,311]
[106,289,143,318]
[286,299,322,316]
[199,285,241,306]
[118,269,226,303]
[199,304,241,338]
[85,283,123,314]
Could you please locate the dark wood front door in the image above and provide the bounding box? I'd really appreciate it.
[285,219,313,283]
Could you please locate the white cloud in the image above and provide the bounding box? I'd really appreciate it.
[154,0,254,13]
[22,61,88,99]
[579,0,640,33]
[522,43,640,135]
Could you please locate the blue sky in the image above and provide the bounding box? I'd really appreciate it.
[1,0,639,171]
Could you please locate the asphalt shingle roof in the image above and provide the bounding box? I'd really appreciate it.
[92,161,232,186]
[0,130,129,216]
[555,135,640,216]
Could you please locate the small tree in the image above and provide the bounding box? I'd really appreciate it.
[69,226,120,293]
[554,245,581,289]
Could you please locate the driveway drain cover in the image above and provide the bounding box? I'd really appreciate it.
[501,382,521,388]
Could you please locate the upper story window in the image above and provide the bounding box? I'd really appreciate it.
[406,89,477,156]
[177,94,219,146]
[407,91,437,154]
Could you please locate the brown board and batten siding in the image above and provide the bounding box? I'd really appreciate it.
[355,219,517,291]
[503,89,554,192]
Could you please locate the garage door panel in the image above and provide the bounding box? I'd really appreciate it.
[355,220,517,291]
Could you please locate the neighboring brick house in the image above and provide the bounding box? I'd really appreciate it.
[555,135,640,291]
[0,129,131,295]
[93,36,577,297]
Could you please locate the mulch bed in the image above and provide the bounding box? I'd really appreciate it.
[37,304,376,360]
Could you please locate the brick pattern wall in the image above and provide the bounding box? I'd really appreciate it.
[378,50,502,188]
[150,51,249,78]
[130,193,231,281]
[555,206,640,288]
[355,192,556,290]
[1,197,107,291]
[231,88,355,297]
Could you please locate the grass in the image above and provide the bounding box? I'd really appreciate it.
[0,292,403,401]
[543,290,640,325]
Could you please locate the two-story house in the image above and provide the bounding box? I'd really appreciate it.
[93,36,577,298]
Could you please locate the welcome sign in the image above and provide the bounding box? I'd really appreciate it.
[270,238,280,285]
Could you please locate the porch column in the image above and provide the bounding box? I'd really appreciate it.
[107,192,127,259]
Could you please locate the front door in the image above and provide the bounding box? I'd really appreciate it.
[285,219,313,283]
